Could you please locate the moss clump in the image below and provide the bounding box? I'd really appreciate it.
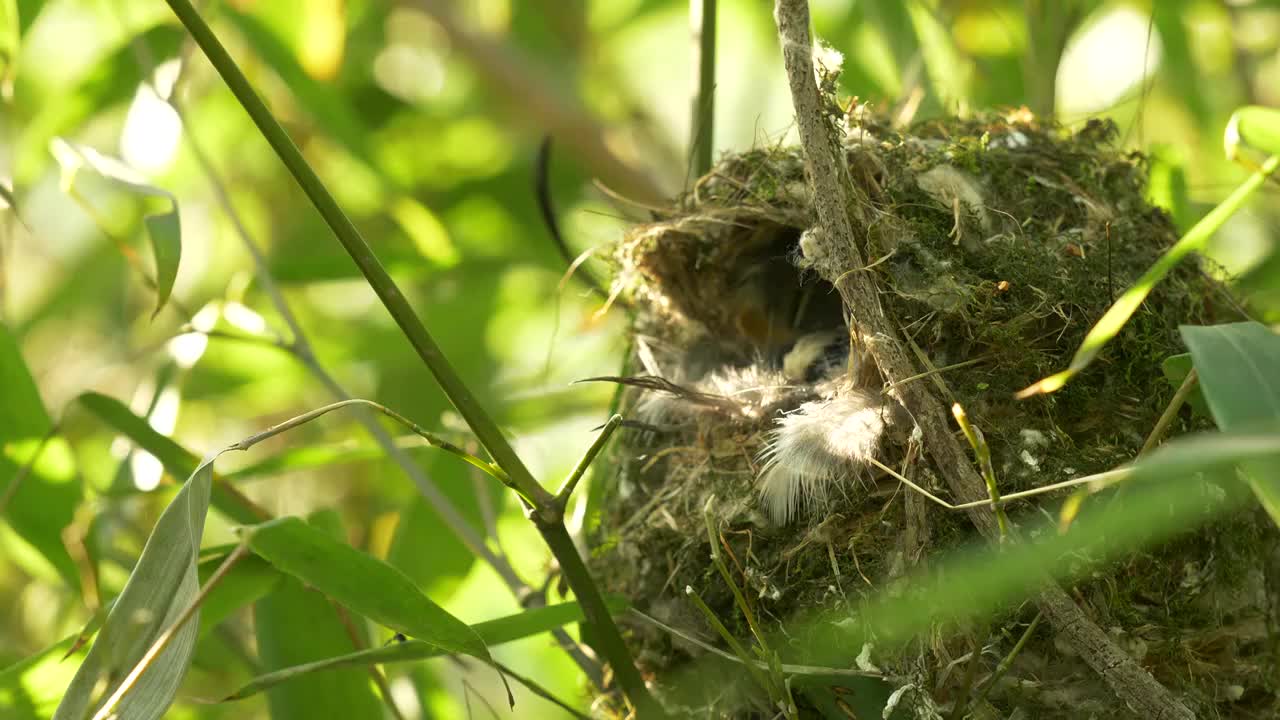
[588,110,1271,719]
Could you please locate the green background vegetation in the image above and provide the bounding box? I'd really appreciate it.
[1,1,1279,718]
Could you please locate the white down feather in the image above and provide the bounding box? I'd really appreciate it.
[757,389,887,524]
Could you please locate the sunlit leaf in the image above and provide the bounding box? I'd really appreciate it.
[53,459,214,720]
[14,15,178,180]
[1225,105,1280,160]
[0,636,82,720]
[76,392,267,525]
[242,516,491,660]
[0,322,80,590]
[49,138,182,319]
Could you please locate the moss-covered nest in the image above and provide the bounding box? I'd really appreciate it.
[587,111,1277,719]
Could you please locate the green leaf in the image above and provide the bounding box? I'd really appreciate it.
[0,636,81,720]
[1225,106,1280,160]
[49,138,182,319]
[387,472,482,601]
[242,516,490,661]
[0,0,23,91]
[0,322,80,590]
[76,392,267,525]
[53,459,215,720]
[195,552,282,639]
[253,512,384,720]
[1180,323,1280,431]
[14,22,181,180]
[1180,322,1280,525]
[227,600,596,700]
[1020,153,1280,397]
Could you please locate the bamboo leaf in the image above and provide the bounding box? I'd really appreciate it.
[242,516,491,660]
[52,459,215,720]
[0,322,80,589]
[253,540,384,720]
[1225,105,1280,160]
[1180,323,1280,430]
[49,138,182,319]
[1180,322,1280,525]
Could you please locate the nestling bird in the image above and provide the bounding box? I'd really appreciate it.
[629,324,897,526]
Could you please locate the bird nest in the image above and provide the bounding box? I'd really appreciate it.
[586,111,1277,718]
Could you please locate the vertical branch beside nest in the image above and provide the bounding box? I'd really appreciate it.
[771,2,1195,719]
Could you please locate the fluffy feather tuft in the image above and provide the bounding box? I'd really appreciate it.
[757,389,888,524]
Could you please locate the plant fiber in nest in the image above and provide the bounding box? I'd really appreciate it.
[588,112,1276,719]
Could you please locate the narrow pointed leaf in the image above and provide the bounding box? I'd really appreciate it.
[1181,322,1280,525]
[53,459,215,720]
[76,392,267,524]
[226,600,597,700]
[1225,106,1280,160]
[0,322,80,589]
[242,516,490,660]
[49,138,182,318]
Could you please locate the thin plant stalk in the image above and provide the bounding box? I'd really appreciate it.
[130,10,603,685]
[162,1,656,712]
[689,0,717,178]
[89,543,250,720]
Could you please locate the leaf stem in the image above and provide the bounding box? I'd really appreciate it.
[556,414,621,508]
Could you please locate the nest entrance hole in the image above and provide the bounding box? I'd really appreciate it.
[701,222,847,369]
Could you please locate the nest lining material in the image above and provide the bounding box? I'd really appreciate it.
[589,112,1273,718]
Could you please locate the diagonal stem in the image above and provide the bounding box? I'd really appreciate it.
[156,36,604,688]
[163,0,652,711]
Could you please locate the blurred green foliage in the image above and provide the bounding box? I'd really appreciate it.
[1,1,1279,718]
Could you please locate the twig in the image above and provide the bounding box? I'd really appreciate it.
[556,414,622,508]
[493,660,592,720]
[972,611,1043,709]
[771,3,1194,718]
[1140,368,1197,456]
